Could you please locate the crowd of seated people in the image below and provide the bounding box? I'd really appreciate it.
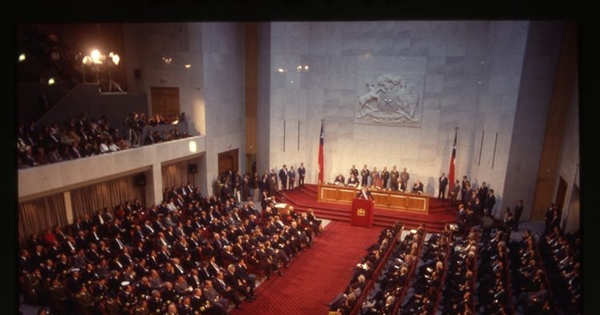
[399,224,453,315]
[475,230,513,315]
[359,224,423,315]
[509,229,555,315]
[538,226,581,314]
[439,229,479,315]
[17,111,189,169]
[327,222,403,315]
[18,183,324,315]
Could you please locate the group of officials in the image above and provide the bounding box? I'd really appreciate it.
[333,165,414,192]
[328,164,528,241]
[275,163,307,192]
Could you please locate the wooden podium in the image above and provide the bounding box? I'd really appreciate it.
[351,198,374,228]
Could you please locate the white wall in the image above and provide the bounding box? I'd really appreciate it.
[503,21,565,219]
[122,22,247,196]
[259,21,547,212]
[201,22,247,187]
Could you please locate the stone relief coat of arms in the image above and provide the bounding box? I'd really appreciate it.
[356,74,421,126]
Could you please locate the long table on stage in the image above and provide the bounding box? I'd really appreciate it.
[317,184,430,214]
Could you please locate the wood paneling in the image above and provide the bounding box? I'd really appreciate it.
[150,87,180,117]
[317,184,429,214]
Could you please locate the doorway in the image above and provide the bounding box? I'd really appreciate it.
[218,149,239,175]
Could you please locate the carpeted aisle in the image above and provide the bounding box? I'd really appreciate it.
[229,220,381,315]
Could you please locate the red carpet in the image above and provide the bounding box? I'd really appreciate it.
[229,220,381,315]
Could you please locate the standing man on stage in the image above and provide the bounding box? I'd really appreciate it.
[390,165,400,191]
[461,175,470,205]
[450,180,461,207]
[279,165,288,192]
[381,166,390,190]
[288,166,296,190]
[438,172,449,200]
[400,167,410,192]
[269,169,278,196]
[360,164,370,188]
[350,165,359,181]
[297,162,306,187]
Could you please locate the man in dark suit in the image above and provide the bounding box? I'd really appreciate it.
[400,167,410,192]
[202,280,231,311]
[381,166,390,190]
[187,269,204,290]
[224,264,255,301]
[212,271,243,309]
[278,165,288,192]
[411,180,423,194]
[297,162,306,187]
[268,170,278,196]
[460,175,470,204]
[287,166,296,190]
[513,199,524,231]
[449,180,461,206]
[234,259,257,297]
[438,172,449,199]
[485,189,496,217]
[198,260,215,282]
[360,164,370,187]
[356,187,373,200]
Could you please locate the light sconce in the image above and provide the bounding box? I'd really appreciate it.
[296,64,310,72]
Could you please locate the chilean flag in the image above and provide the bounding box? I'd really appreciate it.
[448,128,457,190]
[318,121,324,184]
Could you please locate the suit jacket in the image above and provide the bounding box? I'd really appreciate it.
[297,166,306,177]
[278,168,288,182]
[157,250,172,265]
[161,288,179,305]
[203,286,222,303]
[190,294,209,311]
[208,262,221,276]
[174,279,193,296]
[198,267,213,282]
[222,250,240,264]
[212,277,230,295]
[187,274,203,289]
[439,176,448,189]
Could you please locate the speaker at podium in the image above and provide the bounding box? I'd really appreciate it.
[351,198,374,228]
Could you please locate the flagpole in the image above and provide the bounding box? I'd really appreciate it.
[318,120,324,185]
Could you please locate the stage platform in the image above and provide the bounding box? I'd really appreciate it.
[273,184,457,232]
